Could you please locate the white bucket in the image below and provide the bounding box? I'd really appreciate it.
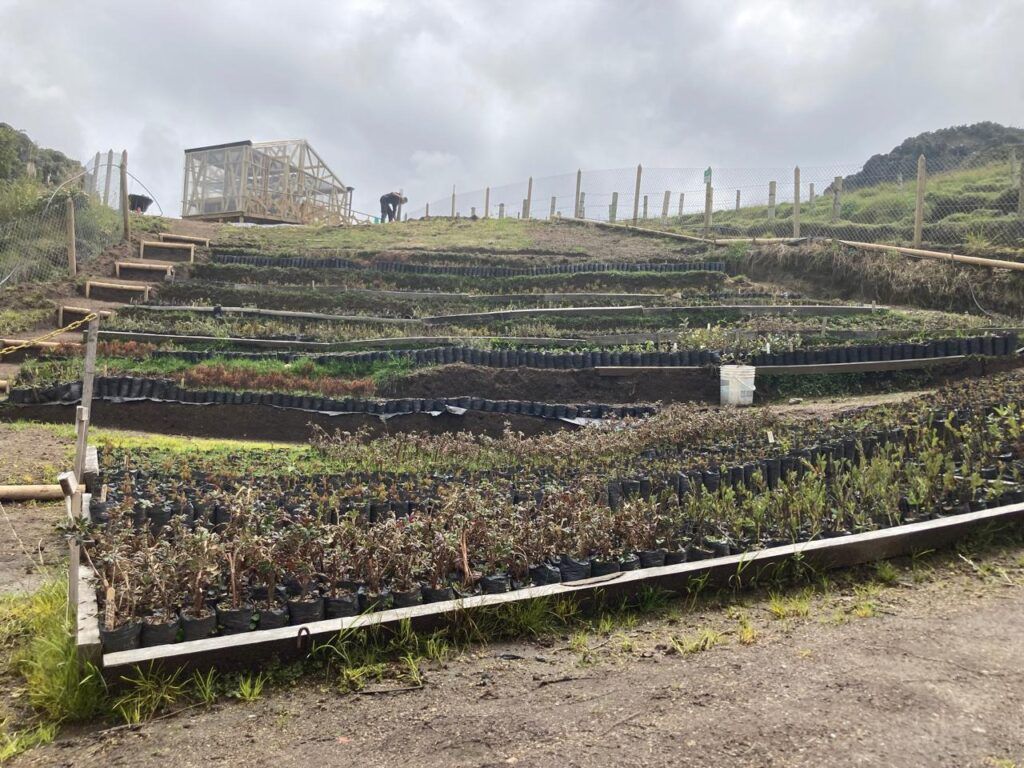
[720,365,756,406]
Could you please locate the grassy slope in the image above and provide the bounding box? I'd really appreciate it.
[669,161,1022,254]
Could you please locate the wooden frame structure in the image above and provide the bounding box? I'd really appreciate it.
[181,140,354,225]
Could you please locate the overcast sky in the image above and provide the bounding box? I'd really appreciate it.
[1,0,1022,217]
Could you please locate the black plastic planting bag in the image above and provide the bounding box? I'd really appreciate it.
[100,622,142,653]
[558,555,592,582]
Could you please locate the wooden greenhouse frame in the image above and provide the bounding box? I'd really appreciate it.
[181,139,355,225]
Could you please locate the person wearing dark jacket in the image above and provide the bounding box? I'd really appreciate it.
[379,191,407,222]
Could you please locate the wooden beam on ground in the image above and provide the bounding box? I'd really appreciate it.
[0,484,85,501]
[96,502,1024,673]
[158,233,210,247]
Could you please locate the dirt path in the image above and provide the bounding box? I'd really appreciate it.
[16,543,1023,768]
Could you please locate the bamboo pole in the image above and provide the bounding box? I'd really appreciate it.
[703,182,713,237]
[793,166,801,238]
[768,181,777,220]
[102,149,113,206]
[678,192,684,217]
[831,175,843,224]
[913,154,926,248]
[523,177,533,219]
[609,192,618,223]
[120,150,130,241]
[632,164,642,225]
[484,187,490,218]
[661,190,670,221]
[450,185,456,218]
[549,196,556,219]
[574,170,582,218]
[642,194,648,220]
[838,238,1024,272]
[65,198,77,278]
[735,189,741,211]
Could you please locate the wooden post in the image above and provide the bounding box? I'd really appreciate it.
[102,149,113,206]
[642,194,648,220]
[120,150,130,242]
[549,196,556,219]
[574,169,582,218]
[735,189,741,211]
[471,207,476,218]
[73,317,98,483]
[703,181,713,237]
[632,164,642,225]
[484,187,490,218]
[809,182,815,211]
[661,190,670,221]
[450,185,456,218]
[425,202,430,219]
[523,177,533,219]
[498,203,505,219]
[91,152,101,195]
[831,176,843,223]
[1011,148,1019,188]
[678,192,684,217]
[913,154,926,248]
[579,192,586,219]
[609,192,618,223]
[65,197,77,278]
[1017,164,1023,219]
[793,166,801,238]
[768,181,777,220]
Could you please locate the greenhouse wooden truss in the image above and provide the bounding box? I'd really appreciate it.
[181,139,354,225]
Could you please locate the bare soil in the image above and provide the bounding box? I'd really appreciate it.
[387,364,719,403]
[16,541,1024,768]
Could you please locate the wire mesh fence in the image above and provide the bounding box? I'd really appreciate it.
[406,147,1024,258]
[0,151,126,288]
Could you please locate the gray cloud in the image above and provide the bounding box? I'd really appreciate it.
[1,0,1021,216]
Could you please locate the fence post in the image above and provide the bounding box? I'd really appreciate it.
[735,189,741,211]
[831,176,843,223]
[498,203,505,219]
[809,182,815,211]
[896,171,903,190]
[471,207,476,218]
[574,169,582,218]
[450,185,456,218]
[768,180,777,220]
[91,152,101,195]
[524,177,533,219]
[484,187,490,218]
[549,196,556,219]
[425,202,430,219]
[65,197,77,278]
[793,166,801,238]
[678,192,684,217]
[1018,163,1024,218]
[661,190,670,221]
[913,154,926,248]
[703,181,713,238]
[632,164,642,225]
[579,192,586,219]
[642,194,648,220]
[1011,149,1019,188]
[609,192,618,223]
[120,150,130,242]
[102,149,113,206]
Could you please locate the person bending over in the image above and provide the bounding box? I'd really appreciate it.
[379,191,407,222]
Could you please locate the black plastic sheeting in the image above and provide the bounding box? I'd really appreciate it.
[8,377,657,424]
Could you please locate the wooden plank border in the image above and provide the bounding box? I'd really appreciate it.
[96,502,1024,675]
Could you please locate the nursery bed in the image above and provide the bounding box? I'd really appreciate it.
[92,501,1024,675]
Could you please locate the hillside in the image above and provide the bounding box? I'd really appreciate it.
[843,121,1024,189]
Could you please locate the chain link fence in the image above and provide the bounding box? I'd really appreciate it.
[0,152,125,287]
[407,147,1024,258]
